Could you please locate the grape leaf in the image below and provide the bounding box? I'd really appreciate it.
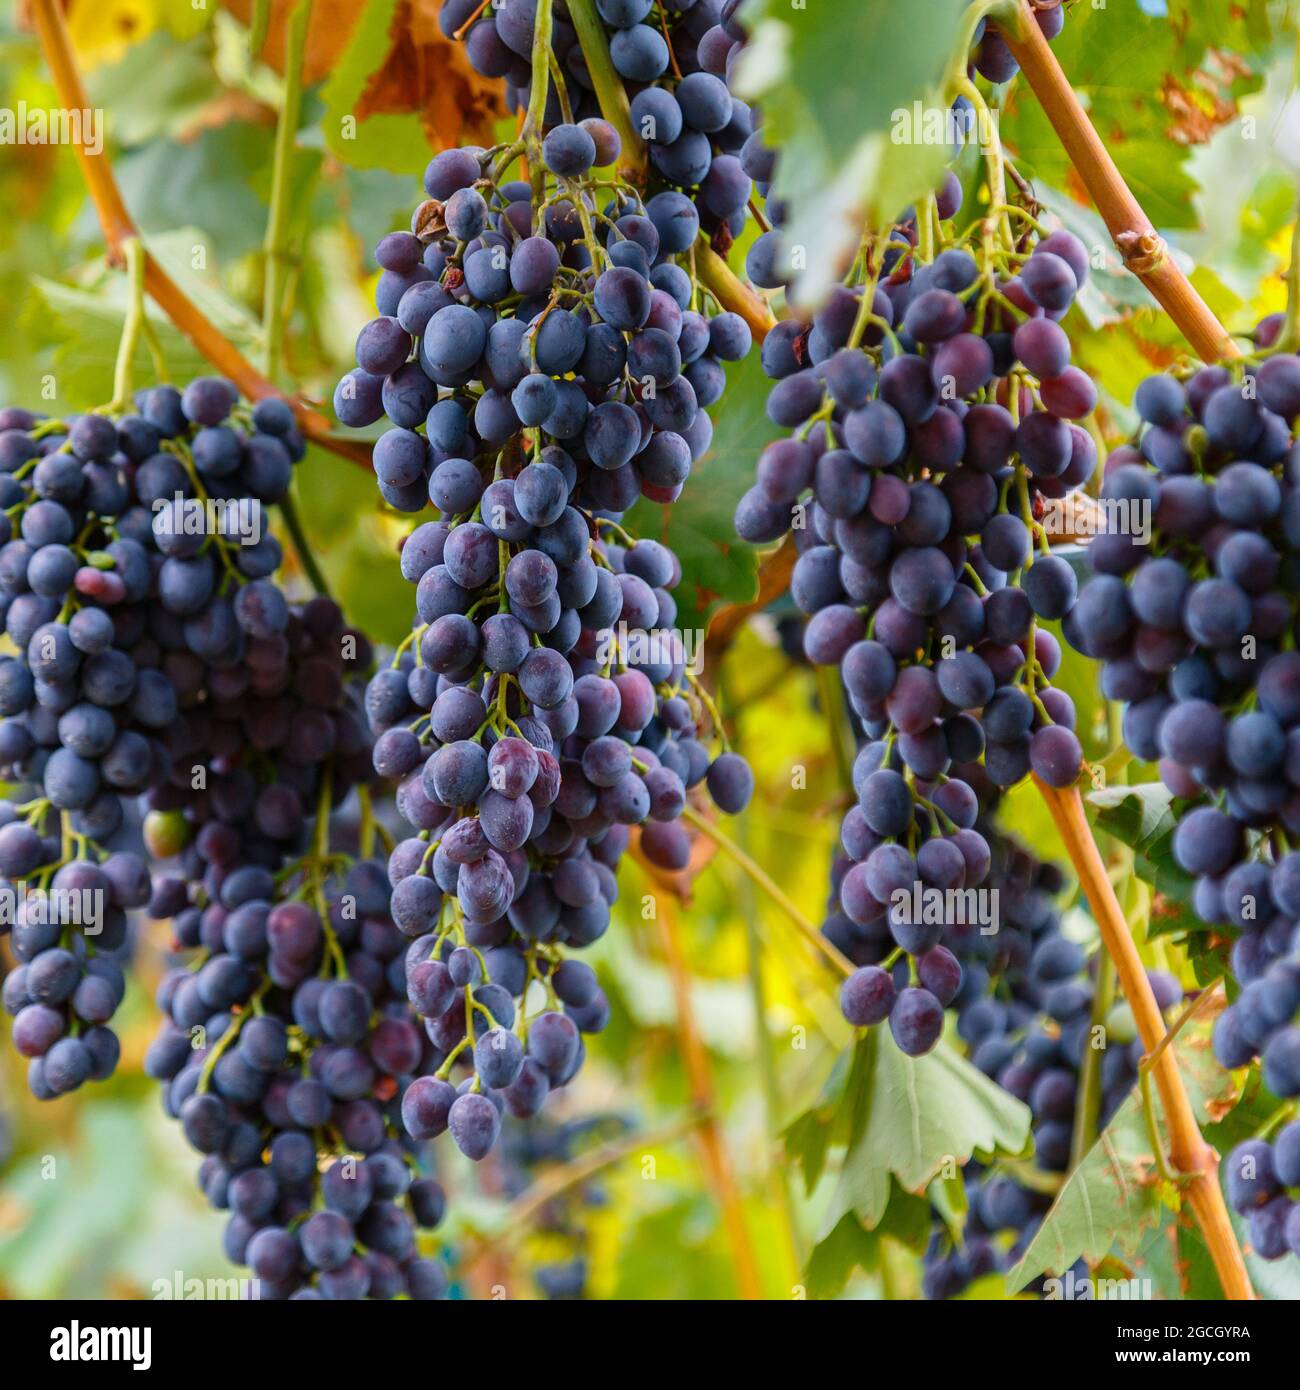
[83,31,223,146]
[24,276,209,410]
[804,1186,931,1300]
[733,0,964,308]
[116,125,273,259]
[1088,780,1176,844]
[785,1030,1030,1251]
[1007,1012,1238,1291]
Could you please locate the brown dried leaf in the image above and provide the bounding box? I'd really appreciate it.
[222,0,506,150]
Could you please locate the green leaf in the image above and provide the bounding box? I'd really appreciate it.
[803,1212,880,1300]
[733,0,964,306]
[1007,1012,1239,1291]
[1089,780,1176,844]
[803,1183,931,1300]
[736,0,965,174]
[830,1032,1031,1231]
[115,125,274,260]
[24,276,209,411]
[781,1038,860,1199]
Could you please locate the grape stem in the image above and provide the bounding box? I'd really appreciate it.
[106,236,147,414]
[27,0,373,469]
[1033,779,1254,1300]
[566,0,648,182]
[520,0,555,146]
[249,0,272,55]
[678,802,855,978]
[261,0,315,386]
[694,243,778,340]
[995,0,1239,363]
[277,489,331,598]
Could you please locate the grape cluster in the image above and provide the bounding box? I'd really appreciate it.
[145,855,450,1300]
[140,591,375,868]
[337,123,754,1160]
[0,385,302,1097]
[1225,1124,1300,1262]
[738,213,1095,1051]
[1062,347,1300,1097]
[368,512,751,1159]
[0,805,142,1099]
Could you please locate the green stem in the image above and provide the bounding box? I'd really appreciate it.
[278,489,331,598]
[566,0,647,178]
[736,808,805,1280]
[261,0,314,385]
[948,0,1003,90]
[678,802,853,977]
[952,73,1012,253]
[521,0,556,143]
[108,236,147,413]
[250,0,272,56]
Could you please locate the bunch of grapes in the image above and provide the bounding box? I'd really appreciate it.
[1225,1124,1300,1262]
[145,854,450,1300]
[339,131,754,1162]
[0,383,301,1097]
[495,1111,633,1299]
[0,808,142,1100]
[1062,341,1300,1097]
[737,208,1095,1053]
